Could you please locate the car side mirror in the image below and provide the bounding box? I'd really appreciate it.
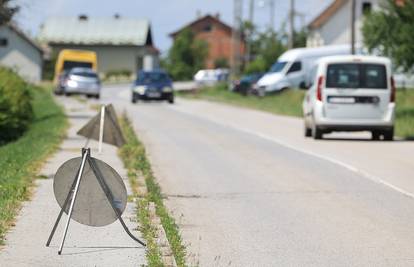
[299,81,308,90]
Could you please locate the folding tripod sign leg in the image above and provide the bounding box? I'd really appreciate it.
[87,156,146,247]
[45,148,89,254]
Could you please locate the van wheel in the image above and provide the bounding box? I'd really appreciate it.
[383,128,394,141]
[312,126,323,140]
[304,126,312,137]
[371,131,381,140]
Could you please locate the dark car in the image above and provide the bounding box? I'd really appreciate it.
[231,73,264,95]
[131,70,174,104]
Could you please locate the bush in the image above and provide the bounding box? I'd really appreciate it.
[0,68,33,143]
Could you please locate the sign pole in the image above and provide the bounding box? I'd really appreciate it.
[98,106,105,154]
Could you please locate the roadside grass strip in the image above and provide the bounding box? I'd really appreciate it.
[395,90,414,139]
[179,84,414,139]
[119,114,187,267]
[0,86,67,245]
[178,83,304,117]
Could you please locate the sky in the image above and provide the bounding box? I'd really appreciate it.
[14,0,332,53]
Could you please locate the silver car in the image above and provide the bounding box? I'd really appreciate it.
[303,55,395,140]
[64,68,101,99]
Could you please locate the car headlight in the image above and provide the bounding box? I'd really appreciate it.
[67,80,77,87]
[134,85,147,94]
[163,86,173,92]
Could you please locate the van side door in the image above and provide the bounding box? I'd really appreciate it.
[286,61,303,88]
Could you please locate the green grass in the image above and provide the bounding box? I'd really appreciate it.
[0,86,67,245]
[179,83,305,117]
[119,115,187,267]
[395,90,414,139]
[179,84,414,139]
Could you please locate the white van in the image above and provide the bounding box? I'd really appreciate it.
[256,45,357,94]
[302,55,395,140]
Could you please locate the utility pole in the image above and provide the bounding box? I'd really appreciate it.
[288,0,295,49]
[350,0,356,54]
[269,0,275,30]
[231,0,243,77]
[246,0,255,62]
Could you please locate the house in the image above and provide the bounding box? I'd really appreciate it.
[38,15,159,76]
[0,24,43,82]
[307,0,381,47]
[170,14,245,69]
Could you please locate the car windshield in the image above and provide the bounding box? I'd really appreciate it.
[71,71,98,78]
[136,72,169,84]
[326,63,387,89]
[269,62,287,73]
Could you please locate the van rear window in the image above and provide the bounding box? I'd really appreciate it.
[326,63,387,89]
[63,61,93,71]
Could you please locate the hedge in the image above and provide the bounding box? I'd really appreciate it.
[0,68,33,143]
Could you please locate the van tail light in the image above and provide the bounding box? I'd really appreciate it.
[316,76,324,102]
[390,76,396,103]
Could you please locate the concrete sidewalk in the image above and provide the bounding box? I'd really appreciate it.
[0,97,146,266]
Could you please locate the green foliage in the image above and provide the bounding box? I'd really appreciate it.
[245,30,286,74]
[165,28,208,80]
[293,28,308,48]
[42,52,58,81]
[0,68,33,143]
[105,69,132,78]
[244,55,267,74]
[362,0,414,72]
[214,57,229,68]
[0,0,19,25]
[0,85,67,244]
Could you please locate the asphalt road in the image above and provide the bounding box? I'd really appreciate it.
[101,84,414,266]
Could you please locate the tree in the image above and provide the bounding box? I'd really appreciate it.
[0,0,19,25]
[214,57,229,68]
[293,28,308,48]
[362,0,414,72]
[165,29,208,80]
[244,30,286,74]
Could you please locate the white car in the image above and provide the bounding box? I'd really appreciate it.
[302,55,395,140]
[194,69,229,86]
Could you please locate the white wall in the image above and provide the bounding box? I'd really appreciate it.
[307,0,381,48]
[0,26,42,82]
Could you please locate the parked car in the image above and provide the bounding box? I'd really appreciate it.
[231,73,264,95]
[131,70,174,104]
[194,68,229,86]
[54,70,70,95]
[64,68,101,98]
[302,55,395,140]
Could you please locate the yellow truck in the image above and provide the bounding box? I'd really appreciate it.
[54,49,97,85]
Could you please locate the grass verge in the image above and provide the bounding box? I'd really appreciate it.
[179,84,414,139]
[0,86,67,245]
[119,114,187,267]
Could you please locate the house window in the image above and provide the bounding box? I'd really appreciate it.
[362,2,372,15]
[203,24,212,32]
[0,38,8,47]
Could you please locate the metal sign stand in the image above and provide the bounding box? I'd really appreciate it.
[46,148,146,254]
